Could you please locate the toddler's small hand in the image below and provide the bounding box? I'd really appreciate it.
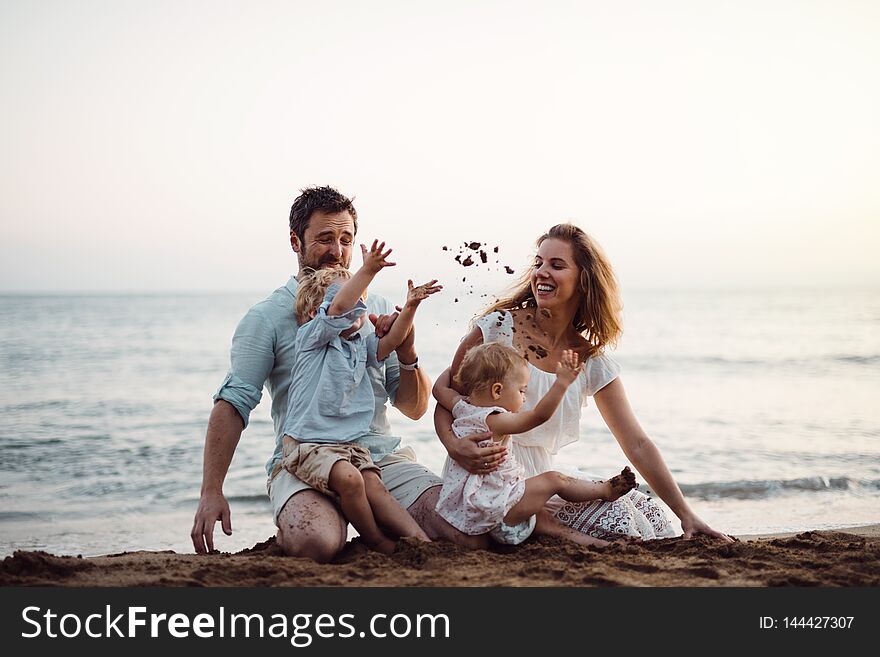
[361,240,396,274]
[555,349,582,386]
[406,279,443,307]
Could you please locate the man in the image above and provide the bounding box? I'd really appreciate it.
[190,186,497,561]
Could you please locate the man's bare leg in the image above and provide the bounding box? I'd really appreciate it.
[276,490,347,562]
[405,485,490,549]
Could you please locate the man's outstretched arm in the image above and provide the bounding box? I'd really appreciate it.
[191,400,244,553]
[393,326,431,419]
[192,303,273,552]
[372,314,430,420]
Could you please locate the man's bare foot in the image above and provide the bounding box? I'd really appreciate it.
[601,466,637,501]
[370,538,398,555]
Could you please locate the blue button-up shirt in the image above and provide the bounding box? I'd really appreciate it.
[282,283,383,444]
[213,276,402,476]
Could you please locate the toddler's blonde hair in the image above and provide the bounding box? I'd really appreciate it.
[295,267,353,325]
[454,342,527,395]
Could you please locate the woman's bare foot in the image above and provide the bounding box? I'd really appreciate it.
[601,466,637,501]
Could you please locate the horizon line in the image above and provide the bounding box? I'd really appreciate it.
[1,283,879,296]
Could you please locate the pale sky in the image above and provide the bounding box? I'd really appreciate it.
[1,0,878,292]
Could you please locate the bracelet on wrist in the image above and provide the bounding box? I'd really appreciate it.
[398,358,419,370]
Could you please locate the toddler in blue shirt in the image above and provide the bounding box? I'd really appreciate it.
[281,240,441,554]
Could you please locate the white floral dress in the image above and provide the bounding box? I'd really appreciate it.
[435,399,528,536]
[471,311,675,540]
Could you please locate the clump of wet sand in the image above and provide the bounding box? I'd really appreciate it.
[441,240,515,303]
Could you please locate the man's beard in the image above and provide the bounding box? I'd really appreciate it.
[300,246,349,271]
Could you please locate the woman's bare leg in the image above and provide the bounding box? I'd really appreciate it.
[534,509,610,547]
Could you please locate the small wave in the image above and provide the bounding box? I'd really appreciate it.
[0,438,64,449]
[625,355,764,369]
[218,494,270,505]
[173,494,270,512]
[1,400,70,413]
[623,353,880,371]
[0,511,40,521]
[830,354,880,366]
[679,476,880,500]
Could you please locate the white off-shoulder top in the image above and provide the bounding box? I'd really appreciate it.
[473,311,620,476]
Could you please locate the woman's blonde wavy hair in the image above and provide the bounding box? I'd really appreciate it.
[481,224,623,356]
[295,267,352,325]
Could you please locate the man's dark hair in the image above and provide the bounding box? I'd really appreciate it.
[288,186,358,247]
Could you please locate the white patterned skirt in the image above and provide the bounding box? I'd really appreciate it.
[552,489,676,540]
[514,442,677,540]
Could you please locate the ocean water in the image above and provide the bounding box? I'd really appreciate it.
[1,287,878,557]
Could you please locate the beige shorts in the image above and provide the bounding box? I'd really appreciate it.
[281,439,379,496]
[268,446,442,526]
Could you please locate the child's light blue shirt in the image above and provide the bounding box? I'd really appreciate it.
[213,276,402,477]
[282,283,384,444]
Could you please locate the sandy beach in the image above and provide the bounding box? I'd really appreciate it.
[2,525,877,587]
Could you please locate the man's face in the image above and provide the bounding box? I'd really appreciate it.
[291,210,356,274]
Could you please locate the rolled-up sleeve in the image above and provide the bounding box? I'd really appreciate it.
[213,306,275,428]
[365,293,400,405]
[365,333,382,369]
[383,349,400,405]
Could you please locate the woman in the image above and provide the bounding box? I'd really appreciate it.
[433,223,731,544]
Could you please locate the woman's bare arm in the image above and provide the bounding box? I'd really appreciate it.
[433,326,506,473]
[594,377,732,541]
[432,368,463,413]
[433,404,505,473]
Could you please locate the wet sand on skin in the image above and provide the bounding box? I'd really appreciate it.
[2,525,878,587]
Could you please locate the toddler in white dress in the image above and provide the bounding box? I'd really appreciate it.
[434,342,637,545]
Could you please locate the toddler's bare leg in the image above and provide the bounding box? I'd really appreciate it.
[362,470,431,542]
[503,468,637,526]
[550,466,637,505]
[603,466,637,501]
[503,472,603,526]
[328,461,396,555]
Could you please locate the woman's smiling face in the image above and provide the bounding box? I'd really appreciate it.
[531,237,580,315]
